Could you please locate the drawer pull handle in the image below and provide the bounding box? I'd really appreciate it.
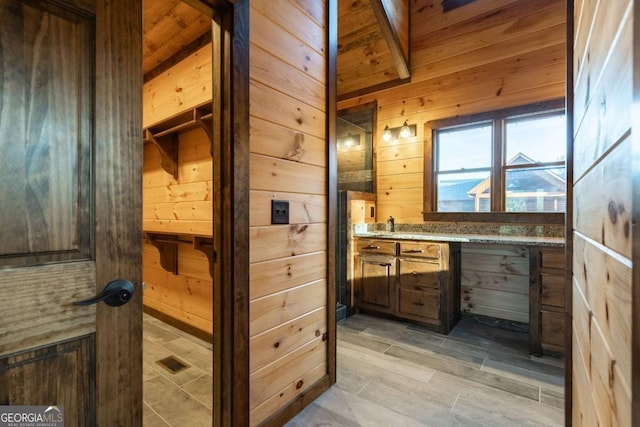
[378,263,391,267]
[412,271,418,275]
[412,301,424,306]
[403,249,424,253]
[364,245,381,250]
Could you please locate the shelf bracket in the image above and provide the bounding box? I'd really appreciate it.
[145,233,179,275]
[193,236,215,275]
[144,129,178,178]
[194,107,213,156]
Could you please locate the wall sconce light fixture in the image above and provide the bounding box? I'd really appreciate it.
[381,121,416,142]
[382,125,392,142]
[338,132,360,149]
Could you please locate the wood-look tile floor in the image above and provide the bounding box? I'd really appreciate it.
[142,313,564,426]
[142,314,213,427]
[288,314,565,427]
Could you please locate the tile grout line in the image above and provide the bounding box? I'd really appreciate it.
[354,380,371,397]
[144,402,173,427]
[450,393,461,411]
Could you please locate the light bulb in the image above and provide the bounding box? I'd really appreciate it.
[399,121,411,139]
[343,134,354,147]
[382,125,392,142]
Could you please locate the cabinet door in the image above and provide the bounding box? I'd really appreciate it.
[357,256,395,313]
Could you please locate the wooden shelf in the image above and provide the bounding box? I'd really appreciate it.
[144,231,214,276]
[143,102,213,178]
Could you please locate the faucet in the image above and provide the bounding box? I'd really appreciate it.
[386,216,395,232]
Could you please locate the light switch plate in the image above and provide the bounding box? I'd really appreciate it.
[271,200,289,224]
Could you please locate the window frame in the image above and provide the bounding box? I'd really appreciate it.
[423,99,566,224]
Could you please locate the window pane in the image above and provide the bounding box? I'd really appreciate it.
[437,171,491,212]
[437,124,492,171]
[506,114,565,164]
[505,167,566,212]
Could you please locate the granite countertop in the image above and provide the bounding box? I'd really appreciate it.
[353,231,565,247]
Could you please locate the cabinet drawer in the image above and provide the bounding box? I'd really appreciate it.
[541,250,564,270]
[541,273,565,308]
[397,259,439,289]
[356,239,396,256]
[398,241,441,259]
[398,288,439,320]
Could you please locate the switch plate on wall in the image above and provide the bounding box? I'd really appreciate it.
[271,200,290,224]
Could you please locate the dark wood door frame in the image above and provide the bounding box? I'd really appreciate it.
[564,1,574,426]
[632,0,640,424]
[195,0,338,425]
[205,1,251,426]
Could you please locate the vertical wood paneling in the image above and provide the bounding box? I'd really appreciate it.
[249,1,329,425]
[337,0,566,223]
[572,0,633,424]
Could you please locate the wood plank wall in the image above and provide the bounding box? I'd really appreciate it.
[461,244,529,323]
[142,44,214,334]
[571,0,632,424]
[248,1,328,425]
[337,0,566,222]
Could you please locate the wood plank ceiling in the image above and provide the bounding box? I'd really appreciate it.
[144,0,409,99]
[338,0,410,99]
[143,0,211,78]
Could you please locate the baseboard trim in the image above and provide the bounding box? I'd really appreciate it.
[143,305,213,343]
[260,375,332,427]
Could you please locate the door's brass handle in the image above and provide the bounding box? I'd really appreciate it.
[364,245,381,250]
[403,249,424,253]
[74,279,135,307]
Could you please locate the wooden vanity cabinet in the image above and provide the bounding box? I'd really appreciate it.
[355,240,396,314]
[355,238,460,333]
[529,247,566,355]
[397,241,460,333]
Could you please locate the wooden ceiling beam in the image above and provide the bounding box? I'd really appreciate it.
[369,0,410,79]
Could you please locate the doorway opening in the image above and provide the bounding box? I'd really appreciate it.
[141,2,215,425]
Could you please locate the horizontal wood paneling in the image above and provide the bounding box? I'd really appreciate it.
[250,252,326,300]
[573,12,632,181]
[249,2,328,423]
[250,117,326,167]
[249,224,326,264]
[143,44,212,128]
[250,7,324,83]
[249,336,326,410]
[252,0,324,56]
[572,233,631,384]
[142,46,213,332]
[250,279,327,337]
[573,0,630,132]
[338,0,566,223]
[250,191,326,226]
[142,242,212,334]
[461,245,529,323]
[573,137,632,259]
[250,362,325,425]
[572,0,632,422]
[250,154,325,195]
[250,307,326,373]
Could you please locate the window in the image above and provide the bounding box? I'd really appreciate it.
[424,100,566,222]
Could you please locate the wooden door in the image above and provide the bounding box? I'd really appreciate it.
[0,0,142,425]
